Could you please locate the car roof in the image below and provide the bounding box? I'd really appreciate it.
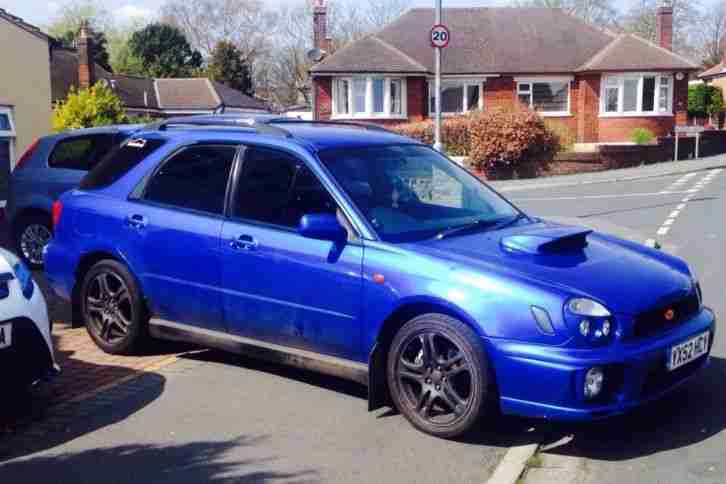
[55,124,144,138]
[135,115,419,153]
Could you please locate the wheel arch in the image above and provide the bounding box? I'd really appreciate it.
[11,206,51,229]
[367,297,486,412]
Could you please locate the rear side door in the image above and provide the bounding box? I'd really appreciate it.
[124,143,239,332]
[220,145,364,360]
[44,133,117,199]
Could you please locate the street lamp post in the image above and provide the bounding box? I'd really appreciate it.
[433,0,443,152]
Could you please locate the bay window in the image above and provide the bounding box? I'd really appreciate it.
[516,78,571,115]
[600,74,673,115]
[332,77,406,118]
[428,81,482,115]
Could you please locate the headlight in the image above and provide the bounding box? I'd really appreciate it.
[567,298,611,317]
[13,260,34,300]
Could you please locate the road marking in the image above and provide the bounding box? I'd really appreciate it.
[513,191,689,202]
[651,169,721,242]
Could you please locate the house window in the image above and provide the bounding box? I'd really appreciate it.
[428,80,482,115]
[601,74,673,115]
[332,77,406,118]
[0,107,16,168]
[516,80,570,115]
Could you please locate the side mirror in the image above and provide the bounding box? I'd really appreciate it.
[298,213,347,243]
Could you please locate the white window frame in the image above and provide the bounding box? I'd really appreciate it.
[599,73,674,117]
[0,106,16,167]
[515,76,572,117]
[427,79,483,116]
[331,76,407,119]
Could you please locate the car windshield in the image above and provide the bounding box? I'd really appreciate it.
[317,144,523,242]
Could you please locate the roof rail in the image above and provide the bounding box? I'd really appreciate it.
[269,119,393,133]
[144,116,294,138]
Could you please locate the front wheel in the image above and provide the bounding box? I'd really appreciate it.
[14,214,52,269]
[80,260,148,355]
[386,313,491,439]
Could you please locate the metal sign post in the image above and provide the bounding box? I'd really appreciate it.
[674,125,704,161]
[432,0,446,152]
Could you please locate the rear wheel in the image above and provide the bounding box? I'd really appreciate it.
[14,213,52,269]
[80,260,148,355]
[386,313,491,439]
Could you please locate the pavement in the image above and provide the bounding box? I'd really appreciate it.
[1,156,726,483]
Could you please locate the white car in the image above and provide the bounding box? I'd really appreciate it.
[0,247,59,388]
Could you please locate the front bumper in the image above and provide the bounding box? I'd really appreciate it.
[489,307,716,420]
[0,316,59,388]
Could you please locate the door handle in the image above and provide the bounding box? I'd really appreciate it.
[230,234,258,250]
[126,214,148,229]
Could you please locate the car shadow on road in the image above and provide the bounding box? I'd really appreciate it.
[0,340,167,462]
[0,435,317,483]
[537,356,726,462]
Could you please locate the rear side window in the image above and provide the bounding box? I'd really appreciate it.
[49,134,115,170]
[142,145,237,215]
[80,138,167,190]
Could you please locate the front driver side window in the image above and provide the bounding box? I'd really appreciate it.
[234,146,336,228]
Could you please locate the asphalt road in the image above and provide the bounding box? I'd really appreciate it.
[510,168,726,484]
[1,166,725,483]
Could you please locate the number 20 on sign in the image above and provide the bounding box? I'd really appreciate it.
[430,24,450,48]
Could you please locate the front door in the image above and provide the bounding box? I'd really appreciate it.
[220,146,364,361]
[124,143,238,332]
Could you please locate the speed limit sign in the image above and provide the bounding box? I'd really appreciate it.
[430,24,450,48]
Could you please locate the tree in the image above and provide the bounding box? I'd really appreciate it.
[688,84,724,119]
[512,0,618,28]
[57,29,113,72]
[159,0,275,59]
[618,0,701,58]
[694,0,726,66]
[128,23,203,78]
[207,41,254,95]
[51,82,125,131]
[46,0,112,38]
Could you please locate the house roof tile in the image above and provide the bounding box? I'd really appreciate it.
[699,62,726,79]
[578,34,699,72]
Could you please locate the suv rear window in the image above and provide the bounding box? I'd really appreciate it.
[49,134,116,170]
[80,138,167,190]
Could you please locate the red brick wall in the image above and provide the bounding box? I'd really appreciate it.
[313,77,333,120]
[598,117,674,142]
[483,77,515,111]
[576,74,600,143]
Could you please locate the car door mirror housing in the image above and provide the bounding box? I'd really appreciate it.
[298,214,347,243]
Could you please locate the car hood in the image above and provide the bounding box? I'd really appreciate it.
[406,220,692,315]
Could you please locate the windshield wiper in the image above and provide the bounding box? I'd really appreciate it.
[435,213,529,240]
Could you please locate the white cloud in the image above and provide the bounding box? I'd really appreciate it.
[113,5,154,23]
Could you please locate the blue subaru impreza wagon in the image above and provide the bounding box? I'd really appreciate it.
[44,116,715,438]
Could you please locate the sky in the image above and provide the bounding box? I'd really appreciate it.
[3,0,637,31]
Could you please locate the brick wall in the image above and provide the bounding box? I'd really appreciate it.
[483,77,515,111]
[313,77,332,120]
[598,116,674,142]
[576,74,600,143]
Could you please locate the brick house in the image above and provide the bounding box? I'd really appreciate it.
[310,2,699,144]
[51,24,269,117]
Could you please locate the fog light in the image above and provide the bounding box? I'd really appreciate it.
[584,367,604,399]
[579,319,590,336]
[602,320,611,337]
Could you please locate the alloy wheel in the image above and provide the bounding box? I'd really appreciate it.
[85,271,134,344]
[20,223,52,267]
[395,331,473,426]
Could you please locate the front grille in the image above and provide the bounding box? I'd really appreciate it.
[632,291,700,339]
[0,317,53,387]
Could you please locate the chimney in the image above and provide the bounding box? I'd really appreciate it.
[656,0,673,51]
[77,20,95,89]
[313,0,330,53]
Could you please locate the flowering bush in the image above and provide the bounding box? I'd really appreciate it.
[391,117,470,156]
[468,109,559,178]
[52,82,125,132]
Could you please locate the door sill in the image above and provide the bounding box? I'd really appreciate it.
[148,318,369,385]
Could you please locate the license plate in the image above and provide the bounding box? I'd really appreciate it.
[0,323,11,350]
[668,331,709,371]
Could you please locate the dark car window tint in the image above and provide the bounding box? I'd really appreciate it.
[143,145,236,215]
[80,138,167,190]
[234,147,336,227]
[49,134,115,170]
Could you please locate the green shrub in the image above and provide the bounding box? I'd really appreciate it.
[631,127,655,145]
[391,117,470,156]
[468,109,559,175]
[125,113,156,124]
[688,84,725,118]
[544,119,576,152]
[52,82,125,132]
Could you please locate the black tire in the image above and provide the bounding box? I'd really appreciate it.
[386,313,491,439]
[14,213,52,270]
[79,259,148,355]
